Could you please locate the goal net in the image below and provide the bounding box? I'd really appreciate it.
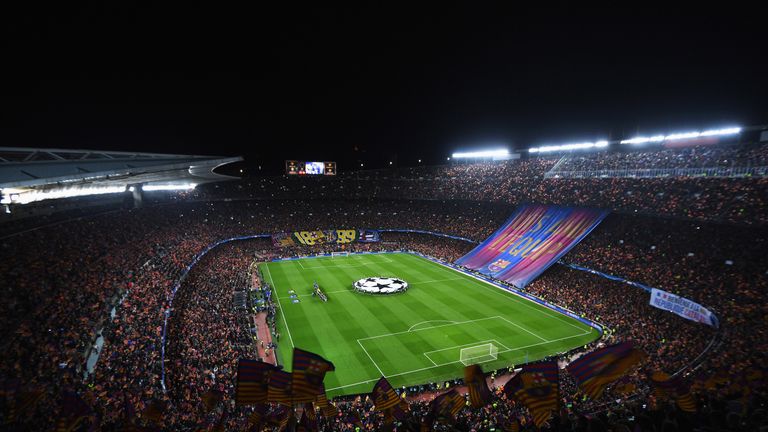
[460,343,499,366]
[331,251,349,258]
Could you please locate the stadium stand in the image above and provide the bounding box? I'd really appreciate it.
[1,141,767,430]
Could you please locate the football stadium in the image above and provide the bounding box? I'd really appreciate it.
[2,4,768,432]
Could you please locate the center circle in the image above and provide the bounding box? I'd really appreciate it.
[353,277,409,295]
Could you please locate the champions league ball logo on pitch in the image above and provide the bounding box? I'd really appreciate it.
[353,277,409,294]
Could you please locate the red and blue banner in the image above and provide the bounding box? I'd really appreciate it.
[455,205,607,287]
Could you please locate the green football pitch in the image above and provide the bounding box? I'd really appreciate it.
[260,253,600,397]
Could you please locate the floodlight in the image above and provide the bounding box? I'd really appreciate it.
[451,149,509,159]
[0,185,128,205]
[142,184,197,191]
[529,141,608,153]
[621,126,740,145]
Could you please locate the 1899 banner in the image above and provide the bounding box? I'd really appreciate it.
[271,229,379,247]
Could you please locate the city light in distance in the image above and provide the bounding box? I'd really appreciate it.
[451,149,509,159]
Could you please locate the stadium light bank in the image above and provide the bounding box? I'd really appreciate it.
[528,126,741,153]
[1,183,198,205]
[529,141,608,154]
[451,149,510,159]
[620,127,741,145]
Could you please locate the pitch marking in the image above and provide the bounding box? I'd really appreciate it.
[329,329,591,392]
[407,320,457,332]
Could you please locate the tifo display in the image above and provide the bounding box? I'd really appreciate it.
[272,229,380,247]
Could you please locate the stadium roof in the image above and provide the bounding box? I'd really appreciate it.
[0,147,242,204]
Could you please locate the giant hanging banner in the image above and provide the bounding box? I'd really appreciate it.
[649,288,718,327]
[455,205,608,287]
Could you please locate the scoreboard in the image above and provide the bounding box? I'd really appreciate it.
[286,160,337,176]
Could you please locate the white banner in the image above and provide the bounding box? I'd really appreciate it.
[650,288,718,327]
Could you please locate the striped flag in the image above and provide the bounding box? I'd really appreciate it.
[298,408,318,432]
[503,418,520,432]
[314,389,338,418]
[236,359,275,405]
[371,377,402,411]
[266,406,288,427]
[464,364,492,407]
[7,388,44,423]
[292,348,335,402]
[268,369,294,405]
[430,388,465,420]
[567,342,646,399]
[55,391,92,432]
[504,361,559,427]
[201,389,223,412]
[305,403,317,423]
[141,399,165,425]
[247,404,268,426]
[650,371,696,413]
[211,407,228,432]
[345,410,364,428]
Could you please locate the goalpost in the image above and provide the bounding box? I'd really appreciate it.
[331,251,349,258]
[460,343,499,366]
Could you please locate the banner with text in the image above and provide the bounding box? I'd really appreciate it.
[272,229,380,247]
[649,288,718,327]
[455,205,608,287]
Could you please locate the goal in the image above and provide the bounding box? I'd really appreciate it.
[331,251,349,258]
[460,343,499,366]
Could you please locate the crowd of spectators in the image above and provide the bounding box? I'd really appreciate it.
[1,143,767,429]
[195,142,768,225]
[551,141,768,172]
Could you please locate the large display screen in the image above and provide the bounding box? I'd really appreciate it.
[286,160,337,175]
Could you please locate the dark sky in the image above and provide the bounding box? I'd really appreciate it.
[2,2,767,173]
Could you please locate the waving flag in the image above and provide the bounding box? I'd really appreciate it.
[236,359,275,405]
[345,411,364,428]
[567,342,646,399]
[430,389,465,420]
[247,404,268,427]
[504,361,559,427]
[314,388,338,418]
[7,388,44,423]
[292,348,335,402]
[371,377,402,411]
[201,389,223,413]
[141,399,165,425]
[268,369,294,405]
[651,371,697,413]
[298,408,318,432]
[55,391,93,432]
[464,364,492,407]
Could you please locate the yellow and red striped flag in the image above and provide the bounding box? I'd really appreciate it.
[567,342,646,399]
[464,364,492,407]
[292,348,335,403]
[504,361,559,427]
[236,359,275,405]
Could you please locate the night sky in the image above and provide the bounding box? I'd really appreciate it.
[2,3,766,173]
